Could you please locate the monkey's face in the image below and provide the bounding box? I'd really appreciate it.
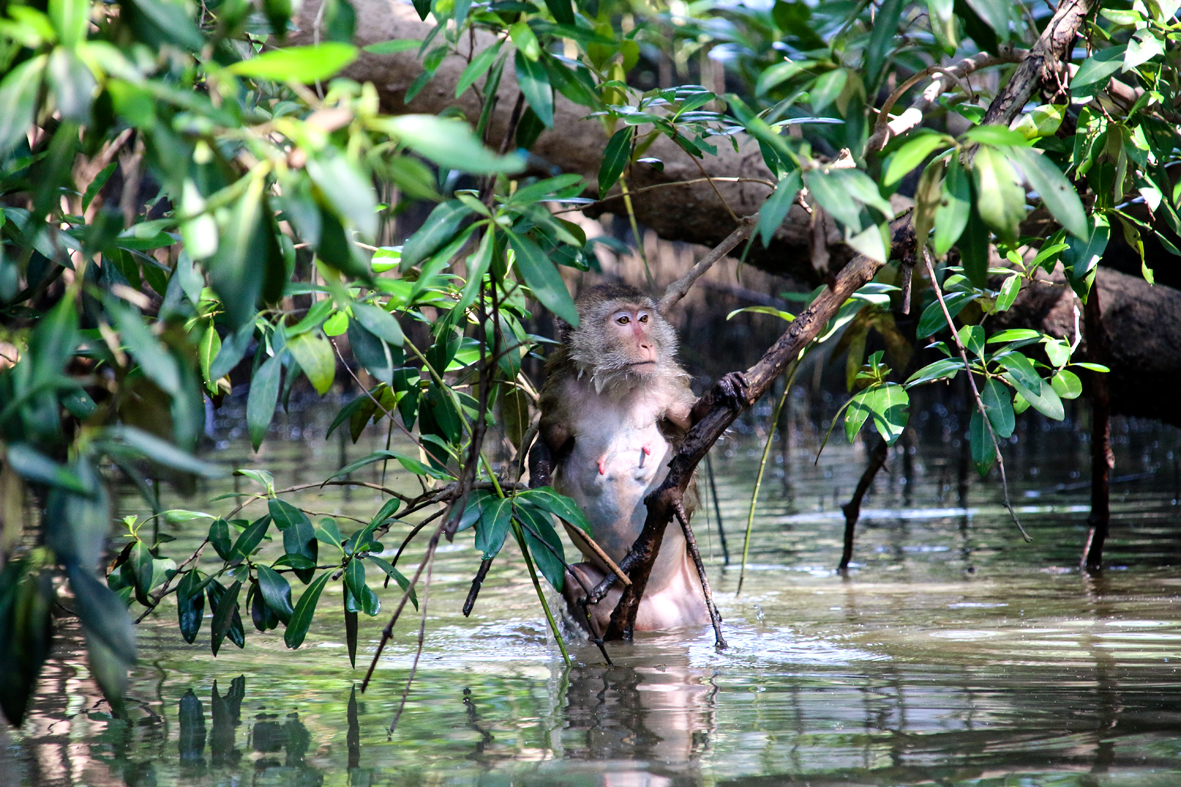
[603,303,659,371]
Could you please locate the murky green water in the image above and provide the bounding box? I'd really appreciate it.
[5,394,1181,786]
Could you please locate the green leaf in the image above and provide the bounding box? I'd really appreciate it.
[255,565,293,624]
[209,580,242,656]
[506,230,579,325]
[598,127,633,196]
[916,291,976,338]
[400,200,471,269]
[866,384,909,445]
[47,48,95,123]
[972,145,1025,244]
[475,497,513,559]
[284,571,331,648]
[456,40,503,97]
[904,357,962,387]
[176,570,205,644]
[247,352,283,451]
[344,559,379,616]
[515,51,554,128]
[200,322,221,389]
[844,389,873,442]
[0,56,46,157]
[315,518,344,552]
[963,0,1008,39]
[67,565,136,665]
[307,153,379,240]
[230,515,270,561]
[1003,371,1064,420]
[522,487,592,534]
[1051,369,1082,400]
[981,377,1015,438]
[968,410,995,475]
[0,564,55,727]
[1072,45,1126,100]
[285,333,335,395]
[1007,146,1088,240]
[105,426,225,477]
[884,133,951,186]
[351,302,404,346]
[756,170,802,248]
[934,157,970,256]
[108,299,181,395]
[996,351,1042,395]
[276,513,318,584]
[347,319,394,385]
[367,556,418,609]
[4,445,88,493]
[229,44,358,82]
[516,506,565,592]
[995,275,1021,312]
[542,0,574,25]
[50,0,90,47]
[958,324,985,357]
[380,115,525,175]
[209,518,233,561]
[864,0,905,89]
[987,329,1040,343]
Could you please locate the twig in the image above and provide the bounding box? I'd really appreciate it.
[362,523,445,692]
[388,529,435,734]
[923,249,1029,541]
[673,500,726,649]
[511,520,571,667]
[657,216,758,315]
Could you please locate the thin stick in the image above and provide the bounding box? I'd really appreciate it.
[565,527,631,586]
[658,216,758,314]
[737,362,799,595]
[839,437,890,571]
[923,250,1029,541]
[361,524,444,692]
[673,501,726,649]
[511,521,571,668]
[388,531,435,734]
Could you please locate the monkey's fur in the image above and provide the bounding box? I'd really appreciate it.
[531,283,709,633]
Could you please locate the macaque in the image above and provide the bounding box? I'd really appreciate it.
[530,283,709,633]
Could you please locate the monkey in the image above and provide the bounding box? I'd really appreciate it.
[529,282,720,634]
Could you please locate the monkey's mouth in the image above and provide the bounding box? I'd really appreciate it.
[625,361,656,368]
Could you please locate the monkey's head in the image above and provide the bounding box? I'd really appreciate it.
[565,283,680,393]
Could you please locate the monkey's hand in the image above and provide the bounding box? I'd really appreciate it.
[692,371,751,423]
[528,441,554,489]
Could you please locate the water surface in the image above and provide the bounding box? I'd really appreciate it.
[5,396,1181,786]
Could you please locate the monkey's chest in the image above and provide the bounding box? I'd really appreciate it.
[559,411,671,527]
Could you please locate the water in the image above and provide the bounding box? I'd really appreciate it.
[5,394,1181,786]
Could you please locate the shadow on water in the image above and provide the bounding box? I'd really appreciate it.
[5,396,1181,786]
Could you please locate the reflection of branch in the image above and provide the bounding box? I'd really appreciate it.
[923,250,1029,541]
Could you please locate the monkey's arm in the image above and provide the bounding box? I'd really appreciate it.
[528,418,573,488]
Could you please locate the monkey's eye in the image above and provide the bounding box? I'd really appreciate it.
[616,315,630,325]
[638,313,649,323]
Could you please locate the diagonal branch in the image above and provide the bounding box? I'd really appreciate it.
[603,215,918,640]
